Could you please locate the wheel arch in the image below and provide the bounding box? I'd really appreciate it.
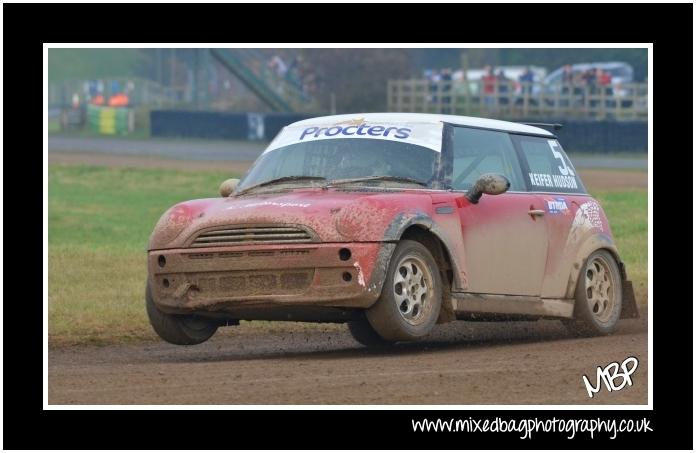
[397,224,459,323]
[566,235,638,320]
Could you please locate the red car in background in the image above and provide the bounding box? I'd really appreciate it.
[146,113,637,346]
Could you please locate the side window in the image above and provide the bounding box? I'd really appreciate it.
[451,127,525,191]
[513,135,586,193]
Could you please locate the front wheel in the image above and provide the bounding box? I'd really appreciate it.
[563,250,623,336]
[366,240,442,342]
[347,315,393,347]
[146,282,218,345]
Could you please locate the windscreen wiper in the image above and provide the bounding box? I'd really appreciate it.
[324,175,427,188]
[235,176,326,196]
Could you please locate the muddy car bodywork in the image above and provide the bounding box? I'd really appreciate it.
[147,113,637,340]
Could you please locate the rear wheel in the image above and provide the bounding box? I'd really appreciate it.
[146,282,218,345]
[366,240,442,342]
[563,250,622,336]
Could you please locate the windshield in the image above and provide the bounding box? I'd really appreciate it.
[237,138,440,192]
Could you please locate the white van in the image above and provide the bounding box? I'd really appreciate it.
[544,62,634,85]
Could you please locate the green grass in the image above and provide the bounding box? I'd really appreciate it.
[593,189,649,305]
[48,117,61,133]
[48,165,648,346]
[49,165,232,346]
[49,165,230,250]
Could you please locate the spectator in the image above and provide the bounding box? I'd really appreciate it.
[108,92,129,107]
[582,68,596,88]
[91,93,105,106]
[481,65,497,108]
[561,64,574,85]
[578,68,596,110]
[559,64,574,105]
[440,68,453,112]
[596,68,614,112]
[517,66,535,107]
[267,54,289,95]
[428,69,441,105]
[519,66,534,95]
[597,68,612,87]
[268,55,288,78]
[496,69,510,105]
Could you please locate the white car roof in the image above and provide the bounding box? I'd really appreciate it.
[288,113,554,137]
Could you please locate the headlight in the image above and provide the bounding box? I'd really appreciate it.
[148,204,195,249]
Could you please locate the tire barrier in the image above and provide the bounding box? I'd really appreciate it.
[87,105,134,135]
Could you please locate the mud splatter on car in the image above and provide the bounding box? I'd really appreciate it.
[146,113,637,346]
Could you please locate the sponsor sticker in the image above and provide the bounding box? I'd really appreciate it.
[264,120,443,153]
[546,197,570,215]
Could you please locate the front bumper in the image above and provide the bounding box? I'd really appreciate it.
[148,242,395,315]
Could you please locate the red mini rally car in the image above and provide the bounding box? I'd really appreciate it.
[146,113,637,346]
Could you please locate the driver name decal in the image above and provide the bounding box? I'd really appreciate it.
[528,172,579,189]
[300,124,412,140]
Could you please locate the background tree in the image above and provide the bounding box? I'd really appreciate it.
[300,49,416,113]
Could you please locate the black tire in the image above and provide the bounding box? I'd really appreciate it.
[146,281,218,345]
[563,250,623,337]
[366,240,442,342]
[347,315,393,347]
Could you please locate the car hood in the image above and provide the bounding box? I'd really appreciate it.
[148,188,437,250]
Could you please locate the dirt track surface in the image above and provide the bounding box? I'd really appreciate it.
[49,311,648,405]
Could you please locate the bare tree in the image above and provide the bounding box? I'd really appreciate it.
[301,49,416,113]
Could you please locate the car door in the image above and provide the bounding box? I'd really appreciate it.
[511,134,589,299]
[447,125,549,296]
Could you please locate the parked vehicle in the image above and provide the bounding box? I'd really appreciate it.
[544,62,634,86]
[146,113,638,346]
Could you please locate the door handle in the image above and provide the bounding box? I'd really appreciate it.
[528,209,545,217]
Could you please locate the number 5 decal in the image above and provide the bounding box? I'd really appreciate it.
[548,140,575,176]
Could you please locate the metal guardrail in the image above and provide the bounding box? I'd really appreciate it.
[387,79,648,120]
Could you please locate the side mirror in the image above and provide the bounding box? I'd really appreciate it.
[219,178,240,197]
[467,173,510,204]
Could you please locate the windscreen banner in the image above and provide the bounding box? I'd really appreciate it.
[265,121,444,153]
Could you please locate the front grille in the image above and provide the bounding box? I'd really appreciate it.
[190,225,315,247]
